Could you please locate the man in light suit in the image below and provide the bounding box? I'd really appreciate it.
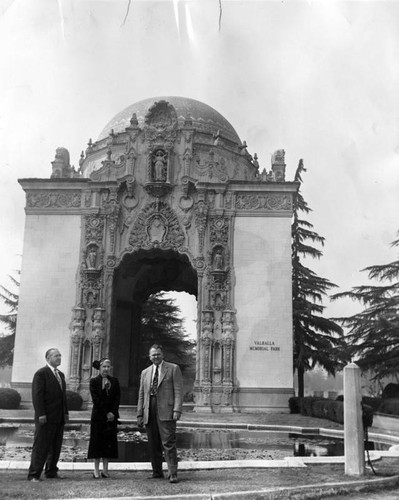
[27,348,69,481]
[137,344,183,483]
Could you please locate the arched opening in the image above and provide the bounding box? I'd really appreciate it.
[109,249,198,404]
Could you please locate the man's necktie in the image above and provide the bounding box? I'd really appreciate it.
[151,366,159,395]
[54,369,62,389]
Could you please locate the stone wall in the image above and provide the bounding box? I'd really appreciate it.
[11,214,81,399]
[234,215,293,410]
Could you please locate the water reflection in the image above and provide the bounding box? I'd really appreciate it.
[0,425,392,462]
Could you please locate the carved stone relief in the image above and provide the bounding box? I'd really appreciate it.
[194,200,208,253]
[235,193,292,211]
[129,201,185,251]
[193,152,228,182]
[85,215,105,245]
[143,101,178,152]
[27,191,81,209]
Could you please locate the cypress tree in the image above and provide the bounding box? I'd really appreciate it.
[292,160,345,397]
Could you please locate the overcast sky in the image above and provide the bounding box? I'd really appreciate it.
[1,0,399,336]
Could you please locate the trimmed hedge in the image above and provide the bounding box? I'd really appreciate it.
[301,397,323,417]
[362,396,383,412]
[377,397,399,416]
[382,383,399,399]
[288,396,373,426]
[0,388,21,409]
[66,390,83,411]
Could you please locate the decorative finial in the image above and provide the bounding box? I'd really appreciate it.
[79,151,85,168]
[130,113,138,126]
[86,139,93,155]
[106,148,112,161]
[184,113,193,127]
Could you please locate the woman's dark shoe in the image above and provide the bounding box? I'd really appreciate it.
[101,472,110,478]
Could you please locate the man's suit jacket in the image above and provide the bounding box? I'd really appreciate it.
[31,366,68,424]
[89,375,120,422]
[137,361,183,424]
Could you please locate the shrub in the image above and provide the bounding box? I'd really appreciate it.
[377,397,399,416]
[382,383,399,399]
[300,397,324,416]
[0,388,21,409]
[362,396,383,412]
[66,390,83,411]
[312,399,329,419]
[330,400,344,424]
[288,397,301,414]
[311,399,343,424]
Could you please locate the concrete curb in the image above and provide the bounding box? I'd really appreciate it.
[47,475,399,500]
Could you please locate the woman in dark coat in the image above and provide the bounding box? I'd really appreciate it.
[88,358,120,478]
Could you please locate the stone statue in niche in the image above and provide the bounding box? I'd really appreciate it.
[153,149,167,182]
[86,290,98,309]
[147,214,167,243]
[213,249,224,270]
[214,292,225,310]
[86,247,97,269]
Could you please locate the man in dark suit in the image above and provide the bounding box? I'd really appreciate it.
[27,348,69,481]
[137,344,183,483]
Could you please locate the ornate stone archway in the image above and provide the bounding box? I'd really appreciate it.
[14,97,298,412]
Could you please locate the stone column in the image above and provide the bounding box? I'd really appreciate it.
[221,310,235,384]
[69,307,85,391]
[344,362,365,476]
[92,307,106,361]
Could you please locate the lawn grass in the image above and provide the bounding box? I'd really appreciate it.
[2,461,399,500]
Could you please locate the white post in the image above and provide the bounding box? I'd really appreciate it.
[344,362,365,475]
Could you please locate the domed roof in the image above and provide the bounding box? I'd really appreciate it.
[98,96,241,144]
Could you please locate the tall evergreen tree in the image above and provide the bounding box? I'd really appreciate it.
[292,160,345,397]
[0,271,19,366]
[139,292,196,375]
[332,233,399,380]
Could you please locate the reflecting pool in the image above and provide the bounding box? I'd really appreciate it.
[0,424,392,462]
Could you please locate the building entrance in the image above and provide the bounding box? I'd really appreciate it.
[109,249,197,404]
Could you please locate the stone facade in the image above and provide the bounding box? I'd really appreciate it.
[12,97,298,412]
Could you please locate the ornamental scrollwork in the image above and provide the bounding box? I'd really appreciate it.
[209,216,229,245]
[193,153,228,182]
[129,201,185,251]
[84,215,105,245]
[143,101,178,151]
[235,193,292,211]
[26,191,81,208]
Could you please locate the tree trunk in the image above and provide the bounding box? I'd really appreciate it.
[297,365,305,398]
